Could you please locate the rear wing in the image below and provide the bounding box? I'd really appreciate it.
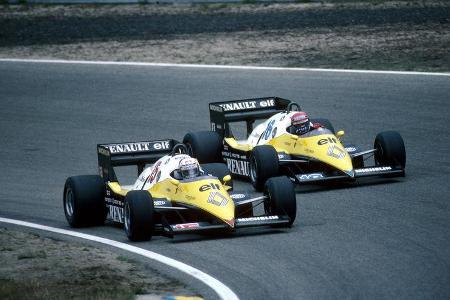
[209,97,293,138]
[97,139,179,182]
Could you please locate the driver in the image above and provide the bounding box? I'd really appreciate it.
[288,111,321,136]
[178,157,201,179]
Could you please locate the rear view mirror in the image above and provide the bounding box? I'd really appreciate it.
[171,179,180,186]
[223,175,232,183]
[336,130,345,139]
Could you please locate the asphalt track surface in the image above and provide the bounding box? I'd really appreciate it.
[1,61,450,299]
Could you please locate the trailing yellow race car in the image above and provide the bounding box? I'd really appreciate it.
[183,97,406,191]
[63,140,296,241]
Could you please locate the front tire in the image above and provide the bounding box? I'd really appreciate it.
[249,145,279,191]
[264,176,296,227]
[183,131,222,164]
[374,131,406,169]
[124,191,154,241]
[63,175,106,227]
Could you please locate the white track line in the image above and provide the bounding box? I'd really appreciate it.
[0,217,239,300]
[0,58,449,77]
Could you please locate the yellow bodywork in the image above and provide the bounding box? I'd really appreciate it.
[227,132,354,175]
[108,178,235,227]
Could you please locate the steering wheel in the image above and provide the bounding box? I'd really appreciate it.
[171,143,189,156]
[287,102,301,112]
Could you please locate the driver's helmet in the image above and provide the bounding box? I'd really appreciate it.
[290,111,311,135]
[178,157,200,179]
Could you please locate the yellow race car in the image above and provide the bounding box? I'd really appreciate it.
[184,97,406,191]
[63,140,296,241]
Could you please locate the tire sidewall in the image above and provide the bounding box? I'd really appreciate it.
[264,176,296,226]
[63,175,106,227]
[124,190,154,241]
[183,131,222,164]
[250,145,279,191]
[374,131,406,169]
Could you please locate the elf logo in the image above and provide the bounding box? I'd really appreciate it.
[199,183,221,192]
[318,137,337,145]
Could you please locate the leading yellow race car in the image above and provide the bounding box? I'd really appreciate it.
[183,97,406,191]
[63,140,296,241]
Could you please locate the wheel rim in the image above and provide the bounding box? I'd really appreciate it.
[65,188,74,217]
[124,202,131,235]
[264,189,272,215]
[250,156,258,184]
[375,142,383,165]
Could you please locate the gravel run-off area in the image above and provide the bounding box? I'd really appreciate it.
[0,1,449,71]
[0,1,449,299]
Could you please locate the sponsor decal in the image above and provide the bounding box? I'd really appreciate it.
[105,197,122,205]
[327,145,346,159]
[105,141,170,154]
[263,119,276,140]
[199,182,221,192]
[305,148,314,154]
[230,193,246,199]
[271,127,277,138]
[354,166,393,173]
[218,99,275,112]
[278,153,287,159]
[297,173,324,181]
[138,174,146,182]
[225,158,250,176]
[107,205,124,223]
[318,137,338,146]
[98,147,110,156]
[207,192,229,207]
[154,200,167,206]
[259,99,275,107]
[209,104,223,112]
[148,161,162,183]
[345,147,357,152]
[185,195,196,201]
[173,223,200,229]
[237,216,279,222]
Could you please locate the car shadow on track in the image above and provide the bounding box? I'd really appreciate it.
[294,177,405,194]
[166,227,289,244]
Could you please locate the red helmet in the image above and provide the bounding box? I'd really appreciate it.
[290,111,311,135]
[291,111,309,125]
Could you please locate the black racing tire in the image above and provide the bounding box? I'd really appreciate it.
[249,145,279,191]
[183,131,222,164]
[311,118,335,134]
[63,175,106,228]
[264,176,296,227]
[201,163,233,189]
[124,191,154,242]
[374,131,406,169]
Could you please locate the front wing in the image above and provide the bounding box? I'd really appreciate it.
[289,165,405,184]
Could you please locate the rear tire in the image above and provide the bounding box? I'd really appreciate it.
[183,131,222,164]
[201,163,233,189]
[311,118,335,134]
[374,131,406,169]
[124,191,154,241]
[264,176,296,227]
[249,145,279,191]
[63,175,106,227]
